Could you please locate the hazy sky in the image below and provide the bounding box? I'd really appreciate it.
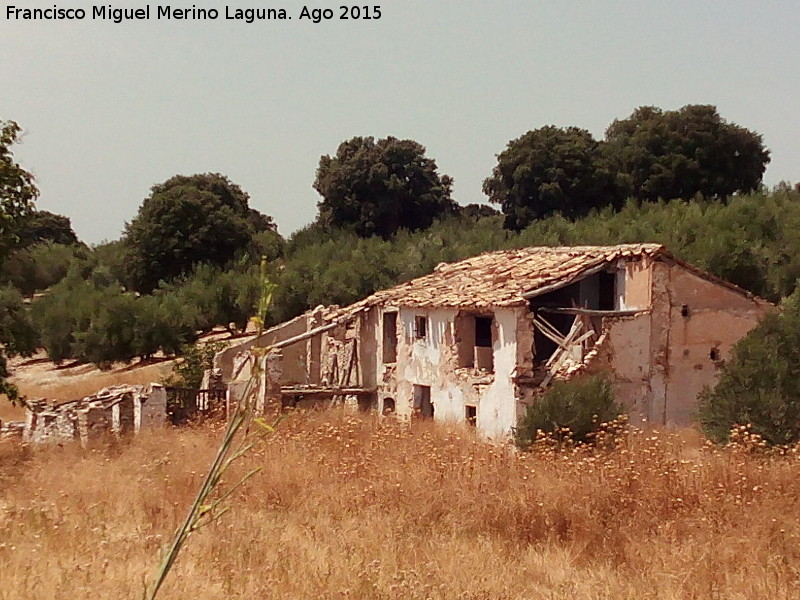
[3,0,798,244]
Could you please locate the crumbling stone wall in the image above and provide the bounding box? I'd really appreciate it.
[19,383,167,447]
[0,420,24,440]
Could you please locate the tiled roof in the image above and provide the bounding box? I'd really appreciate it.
[343,244,667,312]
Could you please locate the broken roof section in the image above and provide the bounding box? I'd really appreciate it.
[323,243,769,322]
[338,244,663,314]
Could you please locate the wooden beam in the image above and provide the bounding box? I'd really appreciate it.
[522,263,610,300]
[533,316,568,347]
[533,313,582,357]
[544,316,582,368]
[280,386,375,396]
[538,307,645,317]
[540,316,584,387]
[260,310,364,352]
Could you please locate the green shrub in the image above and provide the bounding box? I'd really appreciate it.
[514,374,622,449]
[164,342,225,389]
[0,284,38,402]
[699,291,800,445]
[0,285,38,357]
[32,269,201,367]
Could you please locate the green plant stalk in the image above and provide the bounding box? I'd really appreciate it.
[144,257,276,599]
[145,381,258,598]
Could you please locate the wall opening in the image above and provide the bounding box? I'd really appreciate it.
[475,317,492,347]
[465,405,477,427]
[382,397,396,414]
[357,394,376,412]
[118,393,135,436]
[599,271,616,310]
[414,315,428,340]
[529,268,620,365]
[457,313,494,371]
[382,312,398,363]
[413,385,433,419]
[474,316,494,371]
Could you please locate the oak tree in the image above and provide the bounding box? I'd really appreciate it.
[604,105,770,203]
[123,173,273,293]
[0,120,38,400]
[483,126,617,230]
[0,120,38,263]
[314,136,456,238]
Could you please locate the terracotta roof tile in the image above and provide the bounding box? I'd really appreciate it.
[341,244,667,313]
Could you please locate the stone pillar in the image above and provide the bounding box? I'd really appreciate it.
[23,400,46,444]
[112,402,121,436]
[138,384,167,431]
[256,350,283,414]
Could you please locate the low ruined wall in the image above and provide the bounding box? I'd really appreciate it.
[0,420,24,440]
[21,383,167,446]
[216,308,325,385]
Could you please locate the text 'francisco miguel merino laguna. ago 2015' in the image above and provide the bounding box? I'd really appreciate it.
[5,4,383,23]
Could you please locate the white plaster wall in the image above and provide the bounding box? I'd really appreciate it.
[399,308,448,378]
[396,308,465,421]
[392,306,520,439]
[475,307,520,439]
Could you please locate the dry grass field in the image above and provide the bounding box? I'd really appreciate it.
[1,411,799,600]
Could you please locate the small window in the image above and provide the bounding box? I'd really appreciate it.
[382,312,398,363]
[475,316,492,348]
[456,313,495,371]
[710,347,720,361]
[382,397,395,414]
[465,405,477,427]
[414,315,428,339]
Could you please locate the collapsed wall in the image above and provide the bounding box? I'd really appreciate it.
[14,383,167,447]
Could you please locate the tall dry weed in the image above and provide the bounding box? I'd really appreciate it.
[1,413,800,599]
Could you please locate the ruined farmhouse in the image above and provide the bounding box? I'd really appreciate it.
[217,244,771,438]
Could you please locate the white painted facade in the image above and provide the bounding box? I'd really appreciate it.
[375,306,522,439]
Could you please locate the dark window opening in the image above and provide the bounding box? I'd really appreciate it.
[598,271,616,311]
[475,317,492,348]
[382,397,395,414]
[382,312,398,363]
[413,385,433,419]
[681,304,690,318]
[358,395,376,412]
[456,314,494,371]
[414,315,428,339]
[710,347,720,361]
[465,405,477,427]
